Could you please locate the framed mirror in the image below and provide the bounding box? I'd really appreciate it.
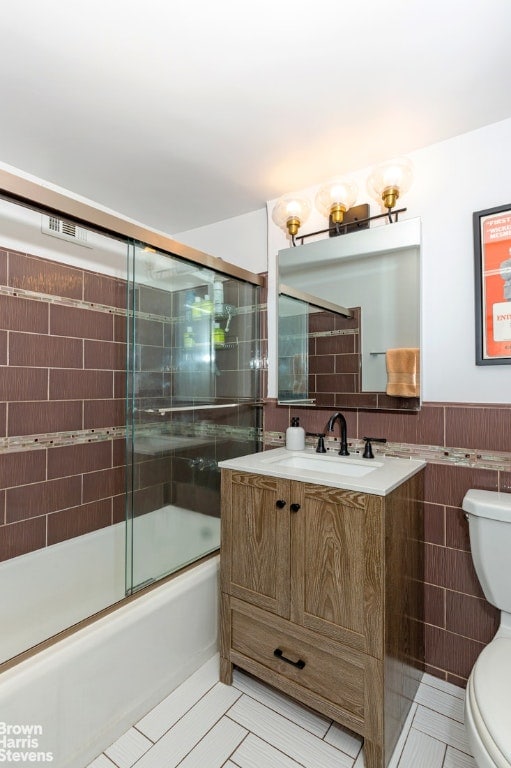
[277,217,421,410]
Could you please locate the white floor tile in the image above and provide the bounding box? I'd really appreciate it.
[415,682,465,723]
[413,705,471,755]
[86,756,117,768]
[421,673,465,700]
[397,727,446,768]
[232,668,331,738]
[324,722,363,758]
[176,715,247,768]
[387,703,418,768]
[136,654,219,741]
[228,694,353,768]
[134,682,241,768]
[104,727,152,768]
[444,746,477,768]
[89,648,473,768]
[231,732,308,768]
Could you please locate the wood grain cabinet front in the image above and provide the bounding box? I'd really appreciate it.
[220,468,424,768]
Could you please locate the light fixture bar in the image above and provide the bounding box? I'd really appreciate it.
[294,207,407,246]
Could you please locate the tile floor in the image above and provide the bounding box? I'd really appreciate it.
[88,655,476,768]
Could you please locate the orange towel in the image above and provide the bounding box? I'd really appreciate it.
[386,348,420,398]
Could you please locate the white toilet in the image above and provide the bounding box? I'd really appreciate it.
[462,489,511,768]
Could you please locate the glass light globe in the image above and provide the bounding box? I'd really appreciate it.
[271,196,311,237]
[367,157,414,209]
[315,178,358,222]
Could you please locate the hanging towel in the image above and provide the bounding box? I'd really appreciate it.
[386,348,420,398]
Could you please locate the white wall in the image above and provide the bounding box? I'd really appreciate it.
[267,117,511,404]
[172,207,268,274]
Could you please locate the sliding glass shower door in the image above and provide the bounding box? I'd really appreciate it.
[126,243,261,593]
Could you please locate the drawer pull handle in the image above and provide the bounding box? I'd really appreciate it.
[273,647,306,669]
[275,499,287,509]
[290,503,301,513]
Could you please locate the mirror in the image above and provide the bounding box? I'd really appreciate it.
[277,217,421,410]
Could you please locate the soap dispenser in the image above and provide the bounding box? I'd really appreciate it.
[285,417,305,451]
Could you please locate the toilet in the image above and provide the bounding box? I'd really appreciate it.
[462,489,511,768]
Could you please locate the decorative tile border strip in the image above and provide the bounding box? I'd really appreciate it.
[0,284,126,317]
[0,426,126,454]
[263,431,511,472]
[0,285,267,327]
[0,418,262,455]
[309,328,358,338]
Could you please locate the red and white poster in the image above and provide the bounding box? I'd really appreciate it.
[481,211,511,359]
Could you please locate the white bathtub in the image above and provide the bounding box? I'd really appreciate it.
[0,556,219,768]
[0,504,220,664]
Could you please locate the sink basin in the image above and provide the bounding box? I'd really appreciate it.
[265,454,383,478]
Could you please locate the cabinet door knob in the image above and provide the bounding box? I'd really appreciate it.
[273,647,306,669]
[275,499,287,509]
[290,503,301,513]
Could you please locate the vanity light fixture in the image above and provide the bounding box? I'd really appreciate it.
[315,178,358,227]
[272,156,414,246]
[366,157,414,211]
[271,196,311,238]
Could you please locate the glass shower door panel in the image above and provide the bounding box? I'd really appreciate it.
[126,246,261,593]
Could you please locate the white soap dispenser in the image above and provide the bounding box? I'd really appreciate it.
[286,416,305,451]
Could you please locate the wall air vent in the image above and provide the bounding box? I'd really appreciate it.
[41,215,92,248]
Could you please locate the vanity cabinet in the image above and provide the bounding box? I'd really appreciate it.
[220,468,424,768]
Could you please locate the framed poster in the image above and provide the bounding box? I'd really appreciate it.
[474,204,511,365]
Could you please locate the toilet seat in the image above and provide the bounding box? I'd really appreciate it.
[467,638,511,768]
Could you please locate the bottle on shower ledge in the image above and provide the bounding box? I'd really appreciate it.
[286,416,305,451]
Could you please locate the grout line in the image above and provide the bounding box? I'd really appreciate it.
[132,724,155,745]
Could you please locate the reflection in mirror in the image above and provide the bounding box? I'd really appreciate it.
[277,218,421,410]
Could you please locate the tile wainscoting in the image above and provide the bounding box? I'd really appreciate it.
[263,398,511,685]
[0,247,127,562]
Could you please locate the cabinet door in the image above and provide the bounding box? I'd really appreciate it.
[290,482,383,658]
[221,470,291,617]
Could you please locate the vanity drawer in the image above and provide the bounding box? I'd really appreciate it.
[229,598,367,721]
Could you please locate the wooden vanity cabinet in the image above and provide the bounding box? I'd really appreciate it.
[220,468,424,768]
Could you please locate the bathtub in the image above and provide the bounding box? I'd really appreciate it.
[0,504,220,664]
[0,555,220,768]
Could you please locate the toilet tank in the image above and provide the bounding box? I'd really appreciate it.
[462,489,511,611]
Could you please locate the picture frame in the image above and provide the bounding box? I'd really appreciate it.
[473,203,511,365]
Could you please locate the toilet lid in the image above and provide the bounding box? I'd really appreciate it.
[472,638,511,763]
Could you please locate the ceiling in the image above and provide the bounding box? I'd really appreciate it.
[1,0,511,235]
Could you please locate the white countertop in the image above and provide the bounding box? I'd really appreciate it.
[219,446,425,496]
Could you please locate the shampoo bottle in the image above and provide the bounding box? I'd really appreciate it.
[285,416,305,451]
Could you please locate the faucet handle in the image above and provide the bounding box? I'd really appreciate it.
[362,436,387,459]
[306,432,327,453]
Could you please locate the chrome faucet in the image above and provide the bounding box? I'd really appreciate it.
[326,412,350,456]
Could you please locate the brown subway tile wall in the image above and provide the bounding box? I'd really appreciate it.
[83,272,126,309]
[9,332,83,369]
[0,294,49,333]
[8,401,83,436]
[8,251,83,300]
[263,398,511,685]
[47,499,113,546]
[0,246,127,563]
[6,476,82,523]
[50,303,114,340]
[0,516,47,561]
